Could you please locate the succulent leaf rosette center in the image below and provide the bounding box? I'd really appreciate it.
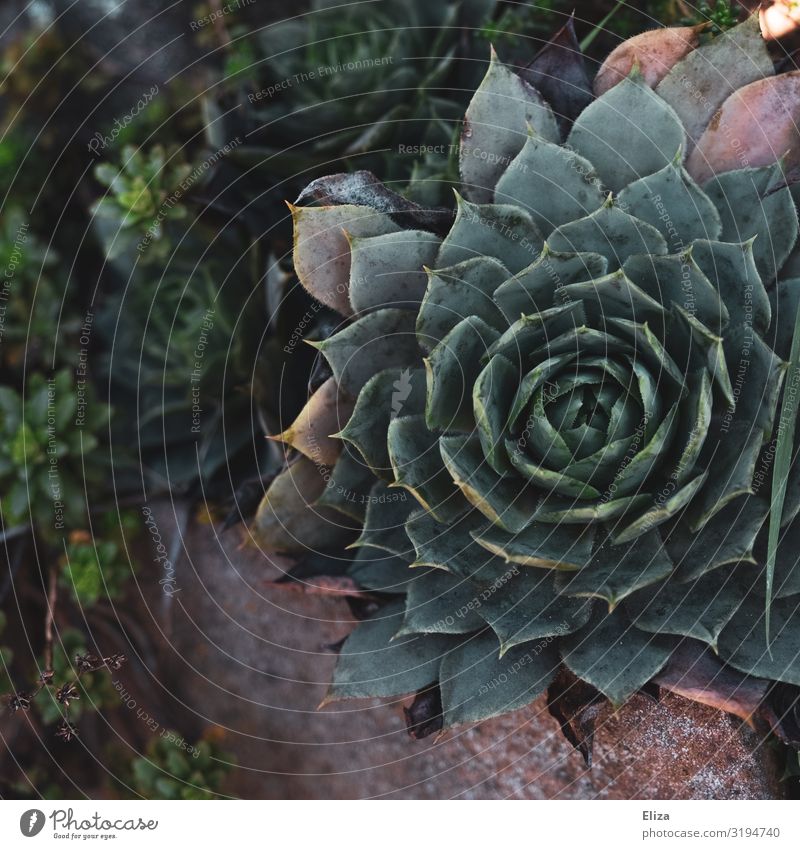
[258,15,800,728]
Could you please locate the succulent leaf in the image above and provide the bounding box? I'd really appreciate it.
[253,457,355,553]
[437,196,542,272]
[348,229,442,314]
[325,601,456,702]
[561,607,675,706]
[351,480,417,558]
[594,25,701,96]
[546,202,668,270]
[494,134,605,235]
[688,71,800,185]
[568,71,685,193]
[704,163,800,282]
[556,530,674,609]
[314,308,421,395]
[656,14,774,153]
[291,203,401,316]
[440,632,559,726]
[617,160,723,250]
[338,367,426,479]
[632,564,750,650]
[460,47,559,203]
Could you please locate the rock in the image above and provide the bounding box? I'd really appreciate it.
[150,503,784,799]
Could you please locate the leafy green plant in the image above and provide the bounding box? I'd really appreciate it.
[259,16,800,731]
[127,734,232,799]
[0,206,80,373]
[0,370,110,533]
[59,511,139,607]
[91,144,193,262]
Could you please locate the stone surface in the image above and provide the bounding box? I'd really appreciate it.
[145,503,783,799]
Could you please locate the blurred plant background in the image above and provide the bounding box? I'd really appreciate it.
[0,0,797,800]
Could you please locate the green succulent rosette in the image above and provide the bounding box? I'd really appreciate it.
[257,16,800,729]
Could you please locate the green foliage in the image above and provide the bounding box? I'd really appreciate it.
[59,511,139,607]
[682,1,740,34]
[91,144,193,262]
[127,735,232,800]
[0,207,79,373]
[0,371,110,532]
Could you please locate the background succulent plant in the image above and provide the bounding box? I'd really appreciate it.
[257,15,800,730]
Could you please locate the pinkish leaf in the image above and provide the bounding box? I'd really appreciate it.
[687,71,800,184]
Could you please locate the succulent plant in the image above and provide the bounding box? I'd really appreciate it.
[58,511,139,608]
[91,144,194,263]
[256,14,800,730]
[127,734,232,800]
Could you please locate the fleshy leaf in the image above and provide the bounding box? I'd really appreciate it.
[253,457,355,553]
[405,510,502,579]
[338,368,426,479]
[688,71,800,185]
[439,632,559,726]
[656,14,774,152]
[326,601,456,701]
[416,257,509,352]
[295,170,450,236]
[347,548,418,594]
[568,71,685,193]
[473,354,517,475]
[520,15,593,132]
[561,606,675,705]
[492,249,608,321]
[718,592,800,686]
[440,434,541,534]
[611,473,708,544]
[669,496,768,582]
[460,48,559,203]
[476,568,594,653]
[291,203,401,316]
[315,447,376,522]
[273,377,354,468]
[472,521,594,570]
[399,570,486,636]
[704,163,799,282]
[556,530,674,609]
[388,415,468,522]
[617,161,722,250]
[631,564,750,650]
[494,134,605,236]
[437,195,543,273]
[691,239,771,335]
[426,316,500,433]
[622,252,728,333]
[351,480,416,557]
[594,25,700,96]
[547,202,668,270]
[313,308,421,396]
[348,229,442,314]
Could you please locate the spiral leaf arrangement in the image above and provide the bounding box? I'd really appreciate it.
[257,15,800,729]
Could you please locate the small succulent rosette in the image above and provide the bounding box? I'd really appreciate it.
[257,15,800,730]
